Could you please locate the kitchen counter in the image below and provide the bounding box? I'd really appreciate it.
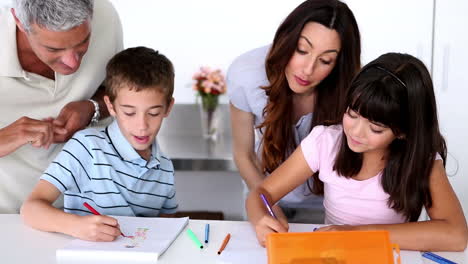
[158,103,237,171]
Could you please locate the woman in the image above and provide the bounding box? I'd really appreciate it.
[227,0,361,222]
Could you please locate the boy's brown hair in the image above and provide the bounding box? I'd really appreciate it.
[104,46,174,106]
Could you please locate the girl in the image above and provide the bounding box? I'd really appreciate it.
[228,0,360,222]
[246,52,468,251]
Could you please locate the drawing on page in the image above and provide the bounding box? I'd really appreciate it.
[125,228,149,248]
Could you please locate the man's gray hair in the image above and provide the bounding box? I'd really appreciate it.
[14,0,94,33]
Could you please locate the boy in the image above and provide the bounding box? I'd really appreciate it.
[20,47,177,242]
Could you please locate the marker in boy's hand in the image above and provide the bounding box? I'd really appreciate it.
[76,202,123,242]
[73,214,123,242]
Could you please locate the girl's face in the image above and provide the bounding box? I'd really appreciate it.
[342,109,397,155]
[285,22,341,95]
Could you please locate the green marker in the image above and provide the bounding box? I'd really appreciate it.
[186,228,204,249]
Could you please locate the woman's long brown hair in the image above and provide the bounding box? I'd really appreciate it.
[258,0,361,194]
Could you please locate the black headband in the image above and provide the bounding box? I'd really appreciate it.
[374,66,407,88]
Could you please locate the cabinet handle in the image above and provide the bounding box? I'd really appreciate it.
[442,45,450,91]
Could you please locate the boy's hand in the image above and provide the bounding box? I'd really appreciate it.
[72,215,122,242]
[254,214,289,247]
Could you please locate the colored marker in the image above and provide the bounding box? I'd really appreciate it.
[83,201,100,215]
[260,193,277,219]
[313,227,318,231]
[186,228,204,249]
[204,224,210,243]
[422,252,456,264]
[217,233,231,255]
[83,202,128,238]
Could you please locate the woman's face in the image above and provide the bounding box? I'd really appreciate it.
[285,22,341,95]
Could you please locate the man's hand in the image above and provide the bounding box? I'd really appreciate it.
[52,100,95,143]
[0,117,67,157]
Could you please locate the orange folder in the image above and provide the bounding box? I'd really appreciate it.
[266,230,401,264]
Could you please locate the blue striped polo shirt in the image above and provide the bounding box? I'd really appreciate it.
[41,120,178,217]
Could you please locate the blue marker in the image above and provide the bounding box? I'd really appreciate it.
[422,252,457,264]
[204,223,210,243]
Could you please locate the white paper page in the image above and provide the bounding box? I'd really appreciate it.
[399,251,424,264]
[57,216,188,264]
[218,223,424,264]
[218,222,320,264]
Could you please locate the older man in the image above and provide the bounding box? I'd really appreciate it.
[0,0,123,213]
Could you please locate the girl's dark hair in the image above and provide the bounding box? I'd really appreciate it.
[259,0,361,190]
[331,52,447,221]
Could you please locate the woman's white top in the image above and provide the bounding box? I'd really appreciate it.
[227,45,322,209]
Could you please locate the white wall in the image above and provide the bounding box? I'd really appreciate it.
[432,0,468,219]
[109,0,435,104]
[345,0,433,68]
[0,0,11,7]
[109,0,304,104]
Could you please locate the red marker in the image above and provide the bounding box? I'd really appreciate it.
[83,202,129,238]
[83,202,100,215]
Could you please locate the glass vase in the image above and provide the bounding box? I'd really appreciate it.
[199,94,220,140]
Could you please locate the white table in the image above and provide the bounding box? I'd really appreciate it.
[1,214,466,264]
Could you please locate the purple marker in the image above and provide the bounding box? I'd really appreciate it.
[260,193,277,219]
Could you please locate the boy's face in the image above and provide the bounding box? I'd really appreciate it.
[104,87,174,159]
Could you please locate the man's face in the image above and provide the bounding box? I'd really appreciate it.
[24,21,91,75]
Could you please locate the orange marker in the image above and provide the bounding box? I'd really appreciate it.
[217,233,231,255]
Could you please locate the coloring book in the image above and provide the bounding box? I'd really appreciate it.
[56,216,189,264]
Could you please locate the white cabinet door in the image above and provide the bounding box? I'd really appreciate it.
[0,0,11,7]
[433,1,468,218]
[345,0,434,67]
